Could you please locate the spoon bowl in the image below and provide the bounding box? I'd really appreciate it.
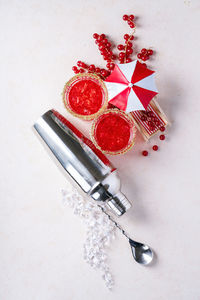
[129,239,154,265]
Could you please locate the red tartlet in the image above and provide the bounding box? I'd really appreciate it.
[63,74,108,120]
[91,109,136,155]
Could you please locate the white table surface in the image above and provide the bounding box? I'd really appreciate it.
[1,0,200,299]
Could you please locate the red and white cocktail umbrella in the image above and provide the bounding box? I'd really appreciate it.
[105,60,158,112]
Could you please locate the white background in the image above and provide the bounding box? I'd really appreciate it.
[0,0,200,299]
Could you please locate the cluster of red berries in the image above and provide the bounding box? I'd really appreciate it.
[137,48,154,62]
[72,61,110,79]
[122,14,135,28]
[93,33,116,69]
[117,34,134,64]
[72,14,155,77]
[116,14,136,64]
[140,110,163,132]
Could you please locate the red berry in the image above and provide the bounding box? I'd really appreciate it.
[160,126,165,132]
[141,115,147,122]
[117,44,124,50]
[137,53,142,59]
[142,150,148,156]
[72,66,78,71]
[107,62,115,70]
[148,120,154,127]
[147,111,154,117]
[141,55,146,61]
[99,44,104,50]
[106,62,111,69]
[82,63,88,69]
[160,134,165,140]
[89,64,95,71]
[111,54,116,60]
[109,63,115,70]
[141,48,147,54]
[127,48,133,54]
[100,49,107,54]
[126,58,132,63]
[100,34,105,39]
[130,35,134,40]
[127,42,132,47]
[147,49,153,55]
[102,49,108,55]
[101,69,108,77]
[95,67,100,73]
[155,121,161,126]
[152,145,158,151]
[106,42,111,48]
[93,33,99,39]
[79,68,84,73]
[152,116,158,122]
[119,52,125,58]
[129,14,135,20]
[102,38,108,44]
[124,34,130,40]
[77,61,82,67]
[123,14,128,21]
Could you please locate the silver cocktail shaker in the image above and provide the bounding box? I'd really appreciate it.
[34,110,131,216]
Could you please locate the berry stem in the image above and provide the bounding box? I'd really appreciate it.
[124,28,136,63]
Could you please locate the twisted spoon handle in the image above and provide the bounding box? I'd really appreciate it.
[98,205,130,239]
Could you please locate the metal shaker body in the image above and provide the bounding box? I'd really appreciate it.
[34,110,131,216]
